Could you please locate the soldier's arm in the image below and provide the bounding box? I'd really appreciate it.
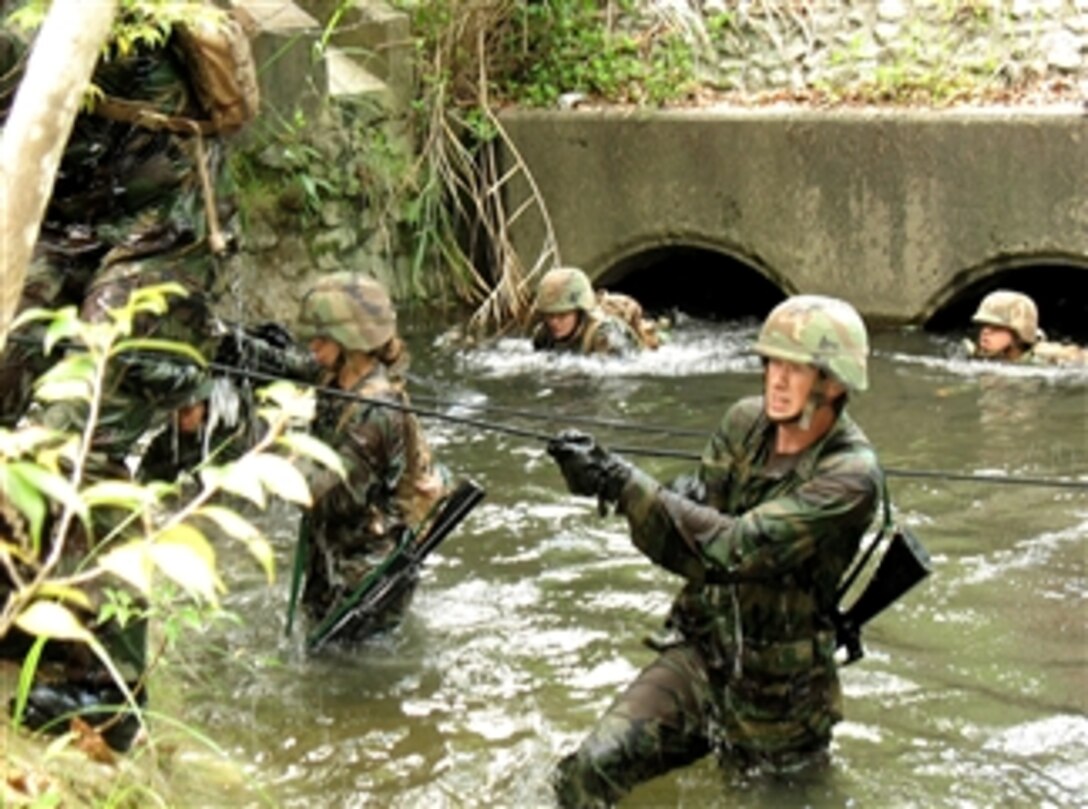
[590,318,639,356]
[620,451,879,581]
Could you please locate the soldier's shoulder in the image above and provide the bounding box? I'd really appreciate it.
[1031,341,1088,366]
[717,396,765,440]
[588,311,640,353]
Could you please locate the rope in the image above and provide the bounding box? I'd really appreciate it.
[208,362,1088,491]
[5,332,1085,492]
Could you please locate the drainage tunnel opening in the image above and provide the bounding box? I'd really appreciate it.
[598,247,786,321]
[925,264,1088,344]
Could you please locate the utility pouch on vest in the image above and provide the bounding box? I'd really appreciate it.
[832,474,932,664]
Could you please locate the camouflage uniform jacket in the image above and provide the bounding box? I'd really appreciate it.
[619,395,882,757]
[1,32,234,427]
[531,308,641,356]
[302,365,442,636]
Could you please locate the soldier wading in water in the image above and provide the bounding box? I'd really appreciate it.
[531,267,645,356]
[547,295,883,805]
[294,272,447,641]
[966,289,1087,365]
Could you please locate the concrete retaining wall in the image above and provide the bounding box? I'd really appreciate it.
[499,107,1088,323]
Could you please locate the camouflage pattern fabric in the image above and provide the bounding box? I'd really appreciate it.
[301,365,443,642]
[596,291,661,350]
[0,32,234,428]
[753,295,870,392]
[971,290,1039,345]
[296,272,397,353]
[554,395,881,805]
[531,309,642,357]
[534,267,597,314]
[0,30,238,693]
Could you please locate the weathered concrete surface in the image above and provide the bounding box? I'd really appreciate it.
[498,107,1088,323]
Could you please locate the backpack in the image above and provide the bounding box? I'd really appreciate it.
[596,291,661,349]
[94,8,259,136]
[173,11,260,135]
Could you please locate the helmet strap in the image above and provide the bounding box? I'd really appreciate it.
[798,372,839,430]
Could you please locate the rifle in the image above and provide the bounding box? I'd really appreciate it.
[284,512,311,637]
[213,320,320,384]
[306,479,486,652]
[833,481,932,664]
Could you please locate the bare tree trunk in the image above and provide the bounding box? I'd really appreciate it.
[0,0,117,351]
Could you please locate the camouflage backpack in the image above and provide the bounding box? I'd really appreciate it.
[596,291,661,350]
[94,6,259,136]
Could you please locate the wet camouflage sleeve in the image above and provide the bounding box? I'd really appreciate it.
[620,396,881,583]
[586,314,641,356]
[301,372,442,636]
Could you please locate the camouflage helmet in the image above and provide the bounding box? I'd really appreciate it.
[296,271,396,353]
[971,290,1038,345]
[535,267,596,314]
[753,295,870,392]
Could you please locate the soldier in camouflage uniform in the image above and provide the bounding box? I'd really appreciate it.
[966,290,1087,365]
[547,295,883,806]
[1,13,249,749]
[531,267,642,357]
[295,272,446,642]
[0,14,241,428]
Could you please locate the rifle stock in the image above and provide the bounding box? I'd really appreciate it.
[834,526,932,664]
[306,479,486,651]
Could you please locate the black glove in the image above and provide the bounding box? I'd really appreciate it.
[546,429,632,513]
[667,472,706,504]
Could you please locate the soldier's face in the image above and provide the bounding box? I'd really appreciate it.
[309,336,342,369]
[545,311,579,340]
[764,358,820,422]
[177,401,206,434]
[978,325,1015,356]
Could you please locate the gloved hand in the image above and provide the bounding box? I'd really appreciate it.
[667,472,706,504]
[546,429,632,513]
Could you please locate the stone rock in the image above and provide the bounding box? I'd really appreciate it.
[1043,30,1083,72]
[876,0,908,23]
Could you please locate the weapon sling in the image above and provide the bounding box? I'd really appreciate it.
[833,471,932,663]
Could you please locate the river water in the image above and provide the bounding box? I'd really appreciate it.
[164,316,1087,808]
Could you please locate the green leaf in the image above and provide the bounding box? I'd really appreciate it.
[277,432,346,477]
[239,533,275,583]
[257,381,317,421]
[203,462,267,509]
[195,506,275,582]
[6,462,88,524]
[112,337,207,366]
[82,480,159,511]
[0,463,47,551]
[41,306,82,355]
[0,424,64,456]
[151,525,223,603]
[33,354,97,402]
[10,636,46,731]
[98,541,154,594]
[35,583,94,612]
[194,505,260,540]
[249,453,312,506]
[15,600,93,643]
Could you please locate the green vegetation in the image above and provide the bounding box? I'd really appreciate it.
[6,0,219,57]
[1,286,340,803]
[489,0,698,107]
